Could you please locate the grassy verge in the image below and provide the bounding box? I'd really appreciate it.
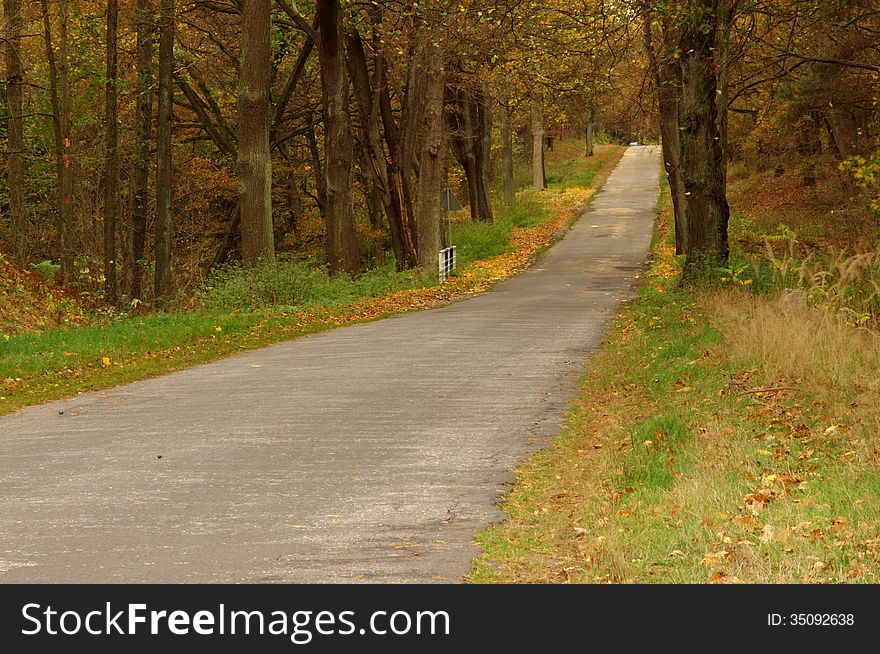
[1,143,624,415]
[470,180,880,584]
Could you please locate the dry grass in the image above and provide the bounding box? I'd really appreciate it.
[701,287,880,475]
[471,192,880,585]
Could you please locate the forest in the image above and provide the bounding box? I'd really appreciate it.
[1,0,880,585]
[0,1,877,310]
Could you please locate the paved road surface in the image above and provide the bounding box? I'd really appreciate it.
[0,146,659,582]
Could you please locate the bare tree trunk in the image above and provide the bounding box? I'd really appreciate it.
[238,0,275,267]
[481,80,493,183]
[585,106,594,156]
[531,100,546,190]
[715,0,734,190]
[130,0,153,301]
[346,28,416,269]
[500,101,515,205]
[679,0,729,274]
[4,0,26,263]
[660,94,687,254]
[472,84,493,221]
[378,71,418,268]
[448,85,492,221]
[154,0,174,303]
[58,0,74,278]
[317,0,359,276]
[103,0,119,304]
[41,0,64,268]
[415,38,446,273]
[644,9,688,254]
[356,143,383,230]
[305,116,326,219]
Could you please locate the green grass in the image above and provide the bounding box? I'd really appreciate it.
[0,309,336,414]
[452,220,514,267]
[198,259,432,311]
[2,143,625,415]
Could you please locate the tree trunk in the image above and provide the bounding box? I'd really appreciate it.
[238,0,275,267]
[715,0,734,190]
[450,88,479,220]
[305,116,326,219]
[500,101,515,205]
[585,106,594,156]
[644,10,688,254]
[154,0,174,303]
[660,94,687,254]
[472,84,493,221]
[41,0,64,269]
[4,0,26,263]
[374,34,418,267]
[448,85,492,221]
[103,0,119,304]
[356,143,384,230]
[415,38,446,273]
[679,0,730,274]
[531,100,546,190]
[58,0,74,278]
[130,0,153,301]
[481,80,493,183]
[346,28,416,269]
[317,0,359,276]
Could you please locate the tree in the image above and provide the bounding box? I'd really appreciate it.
[238,0,275,267]
[500,100,515,205]
[585,105,595,157]
[678,0,730,274]
[155,0,174,302]
[447,81,493,222]
[414,27,447,271]
[4,0,26,263]
[41,0,74,278]
[643,3,688,254]
[317,0,359,276]
[130,0,153,301]
[104,0,119,304]
[532,100,546,190]
[346,23,418,269]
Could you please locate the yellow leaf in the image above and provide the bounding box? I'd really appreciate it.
[102,356,111,367]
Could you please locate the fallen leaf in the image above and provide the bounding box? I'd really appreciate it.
[702,550,732,570]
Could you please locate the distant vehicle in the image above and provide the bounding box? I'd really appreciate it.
[629,141,640,146]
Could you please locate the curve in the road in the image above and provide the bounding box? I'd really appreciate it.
[0,146,660,582]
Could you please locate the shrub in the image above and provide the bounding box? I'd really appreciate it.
[196,258,430,311]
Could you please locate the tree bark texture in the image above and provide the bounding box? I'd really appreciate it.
[448,84,493,222]
[58,0,75,277]
[317,0,359,276]
[4,0,26,263]
[500,102,515,205]
[238,0,276,267]
[414,39,446,273]
[346,29,417,269]
[644,9,688,254]
[130,0,153,300]
[154,0,174,302]
[585,106,594,157]
[678,0,730,273]
[103,0,119,304]
[531,100,546,190]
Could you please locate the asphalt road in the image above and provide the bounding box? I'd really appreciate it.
[0,146,659,583]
